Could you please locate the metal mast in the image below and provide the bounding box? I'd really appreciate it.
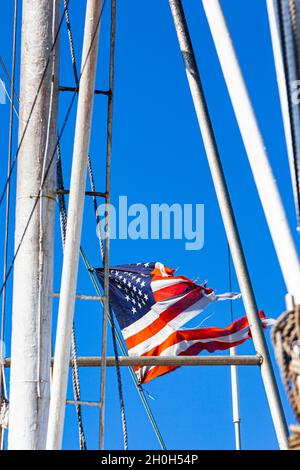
[46,0,102,450]
[168,0,289,450]
[202,0,300,305]
[8,0,60,450]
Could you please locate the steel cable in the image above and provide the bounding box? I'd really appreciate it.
[63,0,128,449]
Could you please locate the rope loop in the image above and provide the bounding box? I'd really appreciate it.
[272,304,300,449]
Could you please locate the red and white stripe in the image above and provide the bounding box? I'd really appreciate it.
[133,312,271,384]
[123,274,239,350]
[121,265,242,383]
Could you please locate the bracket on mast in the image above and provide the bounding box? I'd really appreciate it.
[56,189,107,198]
[58,85,111,96]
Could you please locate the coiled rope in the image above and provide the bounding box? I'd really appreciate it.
[272,304,300,449]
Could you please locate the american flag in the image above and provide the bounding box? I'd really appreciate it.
[96,262,269,384]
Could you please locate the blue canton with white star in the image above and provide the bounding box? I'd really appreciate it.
[95,263,157,330]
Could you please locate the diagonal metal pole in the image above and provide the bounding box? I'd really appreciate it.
[228,247,242,450]
[46,0,102,450]
[169,0,289,450]
[202,0,300,305]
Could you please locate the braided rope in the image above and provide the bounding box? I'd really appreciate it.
[272,304,300,449]
[0,398,9,430]
[63,0,128,449]
[0,365,8,430]
[110,308,128,450]
[87,155,128,450]
[87,156,105,261]
[63,0,79,84]
[56,143,87,450]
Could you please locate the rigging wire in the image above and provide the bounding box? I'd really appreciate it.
[0,0,166,450]
[0,0,112,450]
[0,77,18,118]
[0,0,18,451]
[63,0,128,449]
[99,0,115,450]
[62,0,165,449]
[277,0,300,228]
[0,0,108,301]
[79,251,167,450]
[0,57,19,104]
[227,243,234,323]
[0,0,71,210]
[0,56,19,118]
[56,143,87,450]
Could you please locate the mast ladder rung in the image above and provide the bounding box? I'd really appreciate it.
[3,355,262,368]
[56,189,107,199]
[66,400,101,408]
[68,355,262,367]
[52,292,104,302]
[58,85,111,96]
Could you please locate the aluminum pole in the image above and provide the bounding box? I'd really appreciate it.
[99,0,116,450]
[8,0,60,450]
[169,0,289,449]
[46,0,102,450]
[230,347,241,450]
[266,0,300,231]
[202,0,300,304]
[4,355,262,368]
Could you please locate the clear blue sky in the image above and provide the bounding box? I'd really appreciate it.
[1,0,300,450]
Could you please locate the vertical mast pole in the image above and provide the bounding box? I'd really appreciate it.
[46,0,102,450]
[230,347,241,450]
[168,0,289,449]
[202,0,300,304]
[8,0,60,450]
[99,0,116,450]
[227,248,242,450]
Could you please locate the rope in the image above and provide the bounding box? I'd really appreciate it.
[63,0,128,449]
[277,0,300,227]
[99,0,116,448]
[0,0,18,426]
[227,243,234,323]
[0,56,19,104]
[87,156,105,260]
[0,0,109,450]
[56,143,87,451]
[0,0,71,210]
[288,0,300,226]
[0,76,19,118]
[79,252,167,450]
[110,307,128,450]
[0,0,107,302]
[87,156,128,450]
[63,0,79,85]
[272,304,300,449]
[67,0,165,448]
[0,362,9,450]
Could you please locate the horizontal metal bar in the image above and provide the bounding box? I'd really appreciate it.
[66,400,101,408]
[52,293,103,301]
[57,189,107,198]
[3,355,262,368]
[58,85,111,96]
[71,355,262,367]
